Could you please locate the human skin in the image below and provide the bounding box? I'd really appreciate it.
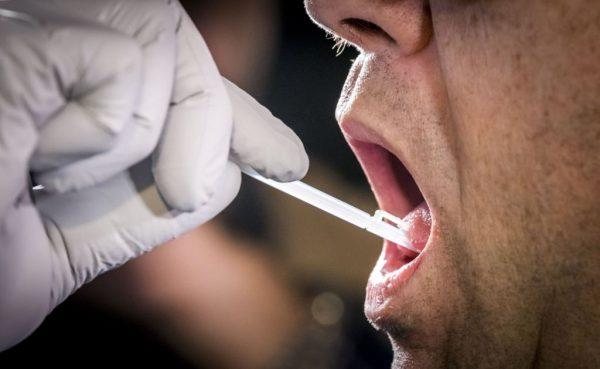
[305,0,600,368]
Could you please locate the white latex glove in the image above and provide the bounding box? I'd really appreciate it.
[0,0,308,351]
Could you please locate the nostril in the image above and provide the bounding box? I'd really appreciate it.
[337,0,433,56]
[341,18,396,45]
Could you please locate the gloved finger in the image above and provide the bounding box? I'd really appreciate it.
[0,23,39,219]
[153,2,233,212]
[35,161,241,300]
[32,24,142,172]
[161,161,242,235]
[0,10,71,218]
[0,193,53,351]
[36,0,179,193]
[225,79,310,182]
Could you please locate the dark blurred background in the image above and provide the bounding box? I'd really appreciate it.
[0,1,392,368]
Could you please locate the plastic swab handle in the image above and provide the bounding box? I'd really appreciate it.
[241,166,417,253]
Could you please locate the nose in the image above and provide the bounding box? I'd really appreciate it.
[305,0,432,56]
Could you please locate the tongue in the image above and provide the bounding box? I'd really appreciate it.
[403,202,431,252]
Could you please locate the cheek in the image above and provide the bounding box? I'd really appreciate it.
[429,1,594,301]
[431,6,535,213]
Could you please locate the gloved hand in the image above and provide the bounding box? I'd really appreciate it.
[0,0,308,351]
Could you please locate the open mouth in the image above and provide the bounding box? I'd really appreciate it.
[343,125,433,294]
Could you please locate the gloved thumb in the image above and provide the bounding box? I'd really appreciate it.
[225,79,309,182]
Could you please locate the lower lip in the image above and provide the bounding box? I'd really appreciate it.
[366,202,432,318]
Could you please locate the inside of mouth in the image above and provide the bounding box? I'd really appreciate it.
[385,149,425,216]
[383,147,428,263]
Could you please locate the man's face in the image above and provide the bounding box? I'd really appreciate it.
[305,1,599,368]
